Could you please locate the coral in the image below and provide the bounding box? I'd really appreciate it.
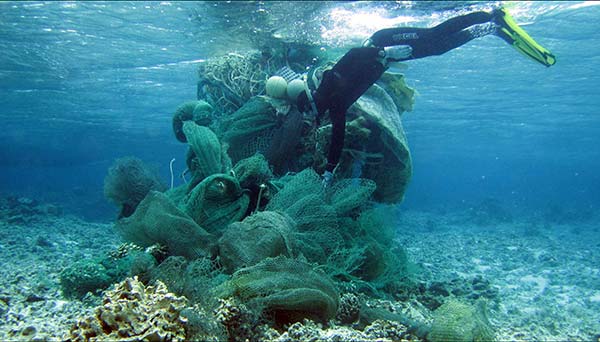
[279,320,321,341]
[182,304,226,342]
[257,318,413,342]
[103,157,166,218]
[59,260,113,299]
[363,319,409,341]
[215,298,260,342]
[67,277,188,342]
[107,242,143,260]
[428,299,495,342]
[336,293,361,324]
[60,247,159,299]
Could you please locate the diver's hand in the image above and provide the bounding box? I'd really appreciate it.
[384,45,413,61]
[321,170,334,188]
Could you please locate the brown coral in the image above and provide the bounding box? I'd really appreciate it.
[68,277,188,342]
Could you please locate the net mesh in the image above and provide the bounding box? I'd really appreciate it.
[220,256,339,323]
[183,122,227,187]
[115,191,213,259]
[182,174,250,235]
[217,211,296,273]
[219,96,278,164]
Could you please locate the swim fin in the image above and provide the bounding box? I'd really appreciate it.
[494,7,556,67]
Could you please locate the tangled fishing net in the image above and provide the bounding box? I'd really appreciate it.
[198,52,280,116]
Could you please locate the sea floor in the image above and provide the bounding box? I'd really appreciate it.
[1,198,598,341]
[397,211,600,341]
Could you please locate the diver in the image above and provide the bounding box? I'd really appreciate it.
[296,7,556,186]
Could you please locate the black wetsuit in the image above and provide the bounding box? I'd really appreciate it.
[300,11,497,173]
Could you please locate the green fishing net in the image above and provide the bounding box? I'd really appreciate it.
[214,77,412,203]
[103,157,166,218]
[197,52,279,116]
[232,153,274,191]
[217,211,296,273]
[218,256,339,324]
[429,299,496,342]
[218,96,311,175]
[182,121,231,189]
[181,174,250,235]
[114,191,213,259]
[172,100,214,143]
[219,96,279,164]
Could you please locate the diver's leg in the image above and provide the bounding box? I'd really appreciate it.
[417,23,497,57]
[368,11,497,61]
[368,11,492,48]
[368,27,428,49]
[430,11,493,35]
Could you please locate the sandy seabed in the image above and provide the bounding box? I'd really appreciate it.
[1,207,598,341]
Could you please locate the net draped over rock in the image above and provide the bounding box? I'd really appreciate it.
[103,54,417,336]
[218,211,296,273]
[218,256,339,324]
[428,299,496,342]
[103,157,166,218]
[232,153,274,191]
[182,174,250,235]
[115,191,214,259]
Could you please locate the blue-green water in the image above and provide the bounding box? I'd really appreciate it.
[0,1,598,220]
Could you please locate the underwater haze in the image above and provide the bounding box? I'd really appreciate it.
[2,1,600,341]
[1,1,599,219]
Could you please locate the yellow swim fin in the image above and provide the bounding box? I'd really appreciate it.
[494,7,556,67]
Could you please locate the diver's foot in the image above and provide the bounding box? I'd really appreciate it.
[493,7,556,67]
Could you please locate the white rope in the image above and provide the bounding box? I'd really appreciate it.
[169,158,176,189]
